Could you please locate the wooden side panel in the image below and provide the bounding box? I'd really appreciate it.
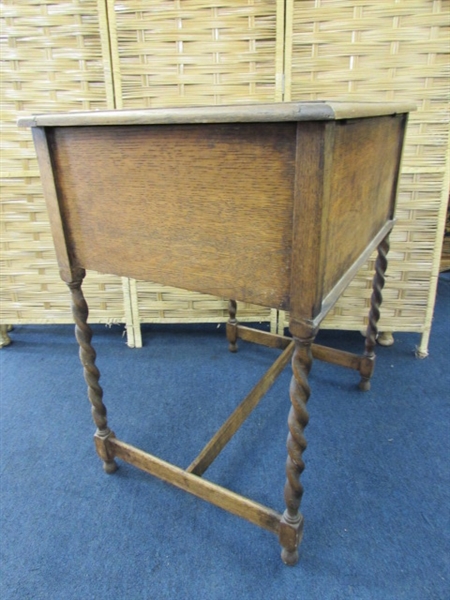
[288,121,333,330]
[323,115,406,296]
[31,128,73,280]
[48,123,296,308]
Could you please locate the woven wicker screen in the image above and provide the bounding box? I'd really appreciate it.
[108,0,284,107]
[1,0,125,325]
[1,0,448,354]
[282,0,450,354]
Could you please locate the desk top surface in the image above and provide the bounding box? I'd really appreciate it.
[18,100,415,128]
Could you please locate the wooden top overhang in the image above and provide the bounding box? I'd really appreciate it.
[17,101,415,128]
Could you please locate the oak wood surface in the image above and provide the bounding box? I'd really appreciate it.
[44,113,407,318]
[49,123,296,309]
[322,115,406,295]
[288,115,406,331]
[318,220,394,326]
[31,127,72,278]
[109,438,282,534]
[18,100,415,128]
[288,121,334,332]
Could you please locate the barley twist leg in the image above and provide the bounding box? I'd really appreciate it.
[68,272,118,474]
[359,235,390,391]
[226,299,238,353]
[279,334,315,565]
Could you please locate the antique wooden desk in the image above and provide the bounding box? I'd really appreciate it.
[19,101,413,565]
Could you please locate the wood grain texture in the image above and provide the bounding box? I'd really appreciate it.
[288,121,334,332]
[318,220,395,325]
[288,115,406,333]
[280,332,316,565]
[109,438,282,534]
[49,123,296,309]
[322,114,406,296]
[46,113,407,318]
[17,100,415,128]
[31,128,72,278]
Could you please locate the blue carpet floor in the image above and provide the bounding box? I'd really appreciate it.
[1,275,449,600]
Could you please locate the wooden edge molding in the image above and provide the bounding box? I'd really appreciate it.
[17,101,416,128]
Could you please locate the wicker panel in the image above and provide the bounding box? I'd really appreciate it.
[110,0,283,107]
[285,0,450,336]
[0,0,125,325]
[109,0,284,327]
[136,282,275,325]
[441,199,450,271]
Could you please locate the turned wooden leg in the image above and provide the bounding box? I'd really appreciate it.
[226,299,238,353]
[359,235,390,391]
[68,271,118,474]
[279,332,315,565]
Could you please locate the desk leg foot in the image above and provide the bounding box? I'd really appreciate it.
[68,272,118,474]
[359,235,390,391]
[279,333,315,564]
[95,430,118,474]
[103,460,118,474]
[280,511,304,565]
[227,299,238,353]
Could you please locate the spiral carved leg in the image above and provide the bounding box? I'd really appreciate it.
[226,299,238,353]
[279,334,315,565]
[68,273,118,474]
[359,235,390,391]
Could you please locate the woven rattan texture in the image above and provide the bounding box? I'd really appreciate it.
[2,0,448,342]
[284,0,450,334]
[442,200,450,271]
[1,0,125,324]
[135,282,275,325]
[110,0,283,108]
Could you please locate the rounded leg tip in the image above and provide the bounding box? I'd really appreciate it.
[103,459,118,474]
[281,548,299,566]
[415,346,429,359]
[228,343,238,353]
[358,378,371,391]
[377,332,394,347]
